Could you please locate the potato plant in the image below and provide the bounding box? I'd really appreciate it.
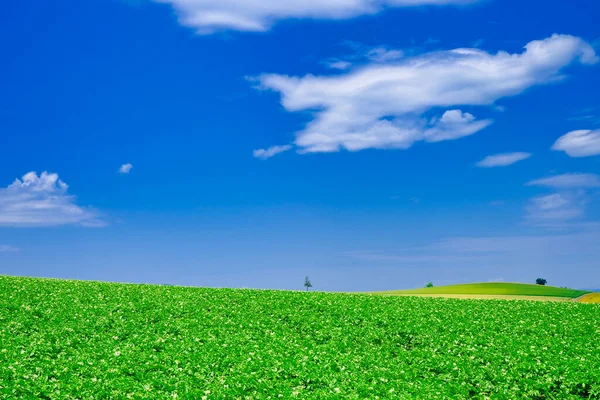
[1,276,599,399]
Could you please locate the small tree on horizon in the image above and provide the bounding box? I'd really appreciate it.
[425,282,434,288]
[536,278,547,286]
[304,276,313,291]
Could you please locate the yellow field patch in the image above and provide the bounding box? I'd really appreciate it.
[578,293,600,303]
[376,293,571,302]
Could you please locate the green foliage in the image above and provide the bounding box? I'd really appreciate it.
[1,275,599,399]
[376,282,588,298]
[536,278,548,286]
[425,282,434,288]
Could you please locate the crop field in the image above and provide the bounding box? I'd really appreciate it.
[374,293,573,302]
[579,293,600,304]
[1,276,600,399]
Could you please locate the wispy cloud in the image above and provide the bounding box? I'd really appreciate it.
[346,232,600,273]
[525,193,586,222]
[411,234,600,254]
[365,47,404,63]
[341,230,600,288]
[552,129,600,157]
[347,250,492,264]
[256,34,597,154]
[253,144,292,160]
[524,173,600,226]
[324,44,404,70]
[471,38,485,48]
[526,173,600,189]
[0,245,19,253]
[0,172,105,227]
[566,107,600,124]
[476,152,531,167]
[325,60,352,70]
[155,0,480,34]
[566,115,600,123]
[119,163,133,174]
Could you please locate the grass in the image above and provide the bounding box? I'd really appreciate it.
[1,275,600,399]
[370,282,590,299]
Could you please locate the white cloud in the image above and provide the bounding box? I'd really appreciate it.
[552,129,600,157]
[424,110,492,142]
[326,60,352,70]
[119,163,133,174]
[0,245,19,253]
[476,152,532,167]
[0,172,105,227]
[253,144,292,160]
[526,193,585,222]
[256,34,597,153]
[365,47,404,63]
[155,0,479,34]
[526,173,600,189]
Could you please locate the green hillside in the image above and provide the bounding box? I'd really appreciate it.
[372,282,590,298]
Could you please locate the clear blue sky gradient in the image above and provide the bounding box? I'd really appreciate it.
[1,0,599,291]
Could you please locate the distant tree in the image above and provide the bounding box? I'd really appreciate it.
[536,278,547,286]
[304,276,313,291]
[425,282,434,288]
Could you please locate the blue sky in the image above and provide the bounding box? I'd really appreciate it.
[1,0,599,291]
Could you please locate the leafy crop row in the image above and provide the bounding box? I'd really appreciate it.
[1,276,599,399]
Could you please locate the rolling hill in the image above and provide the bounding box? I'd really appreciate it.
[370,282,591,301]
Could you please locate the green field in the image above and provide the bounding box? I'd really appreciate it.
[371,282,590,299]
[1,276,600,399]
